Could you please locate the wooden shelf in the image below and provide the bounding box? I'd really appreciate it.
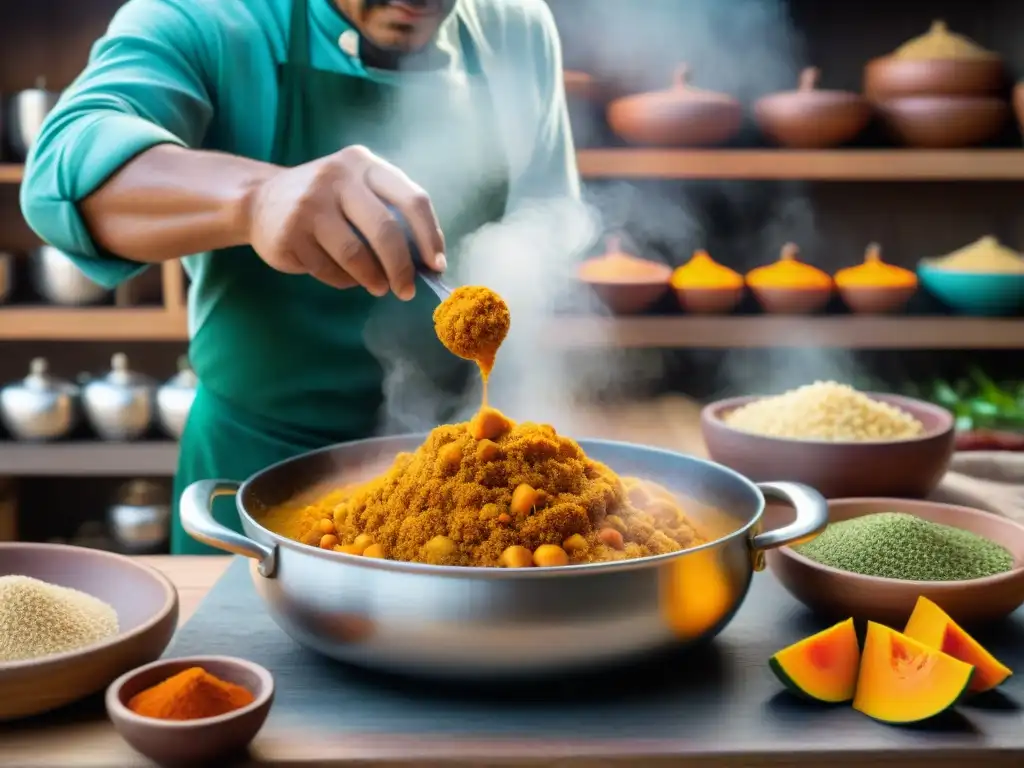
[544,316,1024,349]
[576,150,1024,181]
[0,441,178,476]
[7,152,1024,185]
[0,307,187,340]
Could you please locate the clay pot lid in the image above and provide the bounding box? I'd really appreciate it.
[617,64,740,106]
[761,67,863,104]
[835,243,917,288]
[671,249,743,289]
[889,20,998,61]
[577,235,672,284]
[746,243,833,289]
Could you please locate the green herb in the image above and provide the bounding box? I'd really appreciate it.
[794,512,1014,582]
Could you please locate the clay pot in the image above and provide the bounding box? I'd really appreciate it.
[578,236,672,316]
[746,243,833,315]
[754,67,871,148]
[675,286,744,315]
[835,243,918,315]
[670,250,745,315]
[606,65,743,147]
[863,21,1004,100]
[876,96,1008,148]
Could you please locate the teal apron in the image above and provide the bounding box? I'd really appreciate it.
[171,0,509,554]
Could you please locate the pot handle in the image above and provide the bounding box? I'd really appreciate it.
[750,481,828,553]
[180,479,277,578]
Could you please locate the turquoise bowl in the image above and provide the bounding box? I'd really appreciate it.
[917,263,1024,317]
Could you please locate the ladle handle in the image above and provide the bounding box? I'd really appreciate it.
[352,203,451,300]
[180,479,277,577]
[750,481,828,552]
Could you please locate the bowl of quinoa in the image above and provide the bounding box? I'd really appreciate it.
[701,381,955,498]
[765,497,1024,626]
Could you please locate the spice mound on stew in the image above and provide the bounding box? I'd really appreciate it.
[128,667,256,721]
[0,575,119,662]
[432,285,510,377]
[264,417,706,567]
[795,512,1014,581]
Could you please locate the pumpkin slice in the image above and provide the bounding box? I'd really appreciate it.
[904,596,1012,693]
[769,618,860,703]
[853,621,974,723]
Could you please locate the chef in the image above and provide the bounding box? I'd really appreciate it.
[20,0,579,554]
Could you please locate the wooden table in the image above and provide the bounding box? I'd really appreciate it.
[1,556,1021,768]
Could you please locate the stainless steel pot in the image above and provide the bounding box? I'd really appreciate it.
[108,479,170,554]
[81,353,155,441]
[156,356,197,440]
[0,251,14,305]
[6,79,60,161]
[0,358,78,441]
[30,245,110,306]
[181,436,827,680]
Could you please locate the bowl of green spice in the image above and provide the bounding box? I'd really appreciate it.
[766,498,1024,626]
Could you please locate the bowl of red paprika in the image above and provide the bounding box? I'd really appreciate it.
[106,655,274,765]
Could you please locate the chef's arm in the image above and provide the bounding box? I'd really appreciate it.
[19,0,242,288]
[504,1,580,208]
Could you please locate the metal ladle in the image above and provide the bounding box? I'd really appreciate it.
[353,204,452,300]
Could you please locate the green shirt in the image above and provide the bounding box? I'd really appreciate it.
[20,0,579,332]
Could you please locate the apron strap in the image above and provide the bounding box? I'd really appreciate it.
[288,0,312,68]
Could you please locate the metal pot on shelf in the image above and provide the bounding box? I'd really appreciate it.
[0,358,79,442]
[82,353,155,441]
[156,356,197,440]
[30,245,111,306]
[0,251,14,305]
[108,479,170,554]
[6,77,60,161]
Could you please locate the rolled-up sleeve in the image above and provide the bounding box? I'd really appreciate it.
[20,0,214,288]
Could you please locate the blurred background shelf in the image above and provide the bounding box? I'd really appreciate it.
[546,317,1024,349]
[9,153,1024,184]
[2,308,1020,348]
[0,307,188,340]
[0,442,178,476]
[575,150,1024,181]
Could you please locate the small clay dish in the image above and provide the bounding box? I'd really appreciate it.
[838,284,917,314]
[749,285,831,315]
[675,286,744,315]
[606,64,742,147]
[106,655,274,766]
[876,96,1008,148]
[0,542,178,721]
[765,498,1024,626]
[701,393,956,499]
[578,236,672,315]
[754,67,872,148]
[863,21,1005,99]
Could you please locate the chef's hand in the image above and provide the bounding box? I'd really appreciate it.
[245,145,446,300]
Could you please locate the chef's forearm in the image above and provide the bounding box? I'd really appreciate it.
[80,144,279,263]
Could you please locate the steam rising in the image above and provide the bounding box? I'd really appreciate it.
[369,0,865,437]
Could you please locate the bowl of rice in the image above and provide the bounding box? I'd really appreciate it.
[700,381,955,498]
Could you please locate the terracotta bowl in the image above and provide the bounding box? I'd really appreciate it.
[106,656,274,765]
[754,91,872,149]
[0,543,178,721]
[673,285,744,315]
[864,56,1005,100]
[837,284,917,314]
[876,96,1009,148]
[701,393,956,499]
[766,498,1024,626]
[583,279,671,315]
[749,285,832,315]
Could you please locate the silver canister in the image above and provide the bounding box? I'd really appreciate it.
[6,78,60,161]
[29,245,111,306]
[156,356,198,440]
[82,353,155,441]
[108,479,170,554]
[0,358,78,441]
